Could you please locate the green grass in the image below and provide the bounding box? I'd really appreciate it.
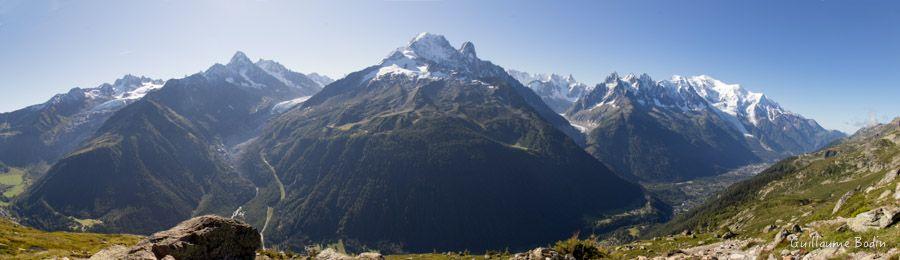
[621,127,900,259]
[0,219,141,260]
[71,218,103,229]
[386,253,492,260]
[0,167,26,199]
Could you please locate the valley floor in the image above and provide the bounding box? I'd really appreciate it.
[644,163,771,215]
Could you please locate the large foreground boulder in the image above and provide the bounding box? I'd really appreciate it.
[92,215,260,260]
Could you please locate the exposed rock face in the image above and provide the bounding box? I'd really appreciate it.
[832,190,855,215]
[877,169,898,186]
[895,183,900,200]
[510,247,575,260]
[314,248,384,260]
[89,245,130,260]
[847,207,900,232]
[93,215,261,260]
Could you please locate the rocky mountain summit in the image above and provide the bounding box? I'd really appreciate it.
[507,70,591,113]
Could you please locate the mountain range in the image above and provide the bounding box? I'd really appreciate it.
[0,75,164,167]
[14,52,328,234]
[0,32,853,255]
[510,70,845,182]
[234,33,654,252]
[4,34,659,253]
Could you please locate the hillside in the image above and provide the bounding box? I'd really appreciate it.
[607,117,900,259]
[0,218,139,260]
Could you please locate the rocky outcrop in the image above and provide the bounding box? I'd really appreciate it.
[510,248,575,260]
[832,190,855,215]
[90,245,130,260]
[847,206,900,232]
[658,239,763,259]
[314,248,384,260]
[877,169,898,186]
[895,183,900,200]
[92,215,260,260]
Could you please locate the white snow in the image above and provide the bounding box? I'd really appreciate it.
[92,80,164,111]
[663,75,794,131]
[363,32,482,82]
[272,96,312,114]
[239,70,266,88]
[116,81,163,100]
[257,60,295,88]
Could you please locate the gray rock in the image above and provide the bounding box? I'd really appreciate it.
[762,224,777,233]
[93,215,261,260]
[786,223,802,234]
[510,247,575,260]
[89,245,129,260]
[315,248,384,260]
[835,223,849,232]
[895,183,900,200]
[720,230,737,239]
[808,230,822,239]
[766,229,789,251]
[832,190,855,215]
[847,206,900,232]
[877,169,898,186]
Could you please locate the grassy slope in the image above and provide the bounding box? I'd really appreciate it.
[0,167,26,205]
[0,219,140,260]
[609,121,900,257]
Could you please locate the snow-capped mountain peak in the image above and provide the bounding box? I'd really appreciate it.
[90,76,165,111]
[667,75,784,127]
[407,32,459,64]
[506,69,592,113]
[568,73,843,158]
[459,41,477,59]
[255,59,303,87]
[306,73,335,87]
[229,51,253,66]
[371,32,495,81]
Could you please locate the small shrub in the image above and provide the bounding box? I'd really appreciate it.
[552,234,606,259]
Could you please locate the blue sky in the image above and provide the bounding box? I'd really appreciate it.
[0,0,897,133]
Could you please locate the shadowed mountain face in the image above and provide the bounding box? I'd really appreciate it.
[237,33,651,252]
[15,52,319,234]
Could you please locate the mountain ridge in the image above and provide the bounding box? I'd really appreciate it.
[13,52,326,235]
[560,72,845,181]
[236,32,657,252]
